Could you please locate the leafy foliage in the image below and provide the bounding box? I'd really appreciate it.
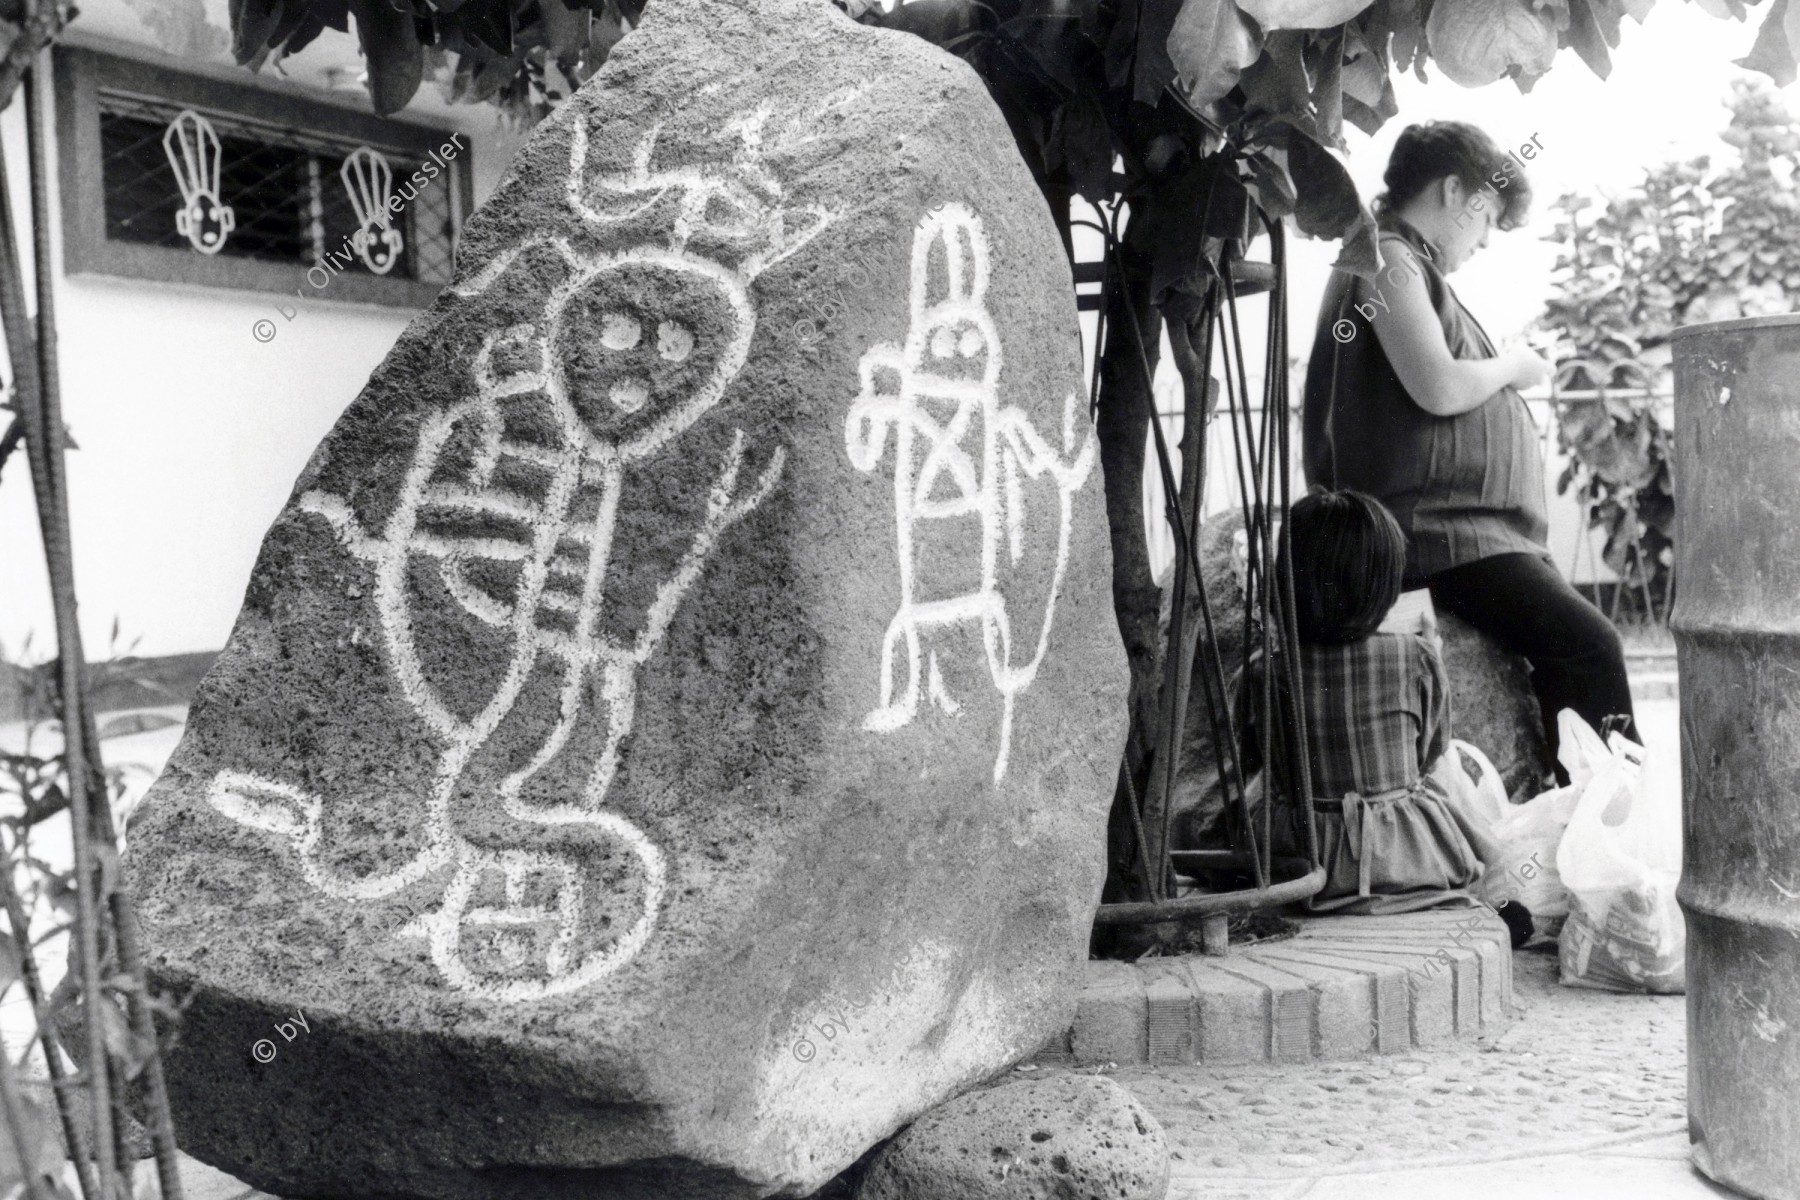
[222,0,1800,275]
[0,632,184,1200]
[1551,385,1674,619]
[1537,77,1800,619]
[232,0,642,118]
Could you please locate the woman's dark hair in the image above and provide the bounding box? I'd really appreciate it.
[1284,489,1407,645]
[1375,121,1532,231]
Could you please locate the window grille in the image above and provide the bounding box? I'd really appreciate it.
[55,47,472,310]
[97,93,458,285]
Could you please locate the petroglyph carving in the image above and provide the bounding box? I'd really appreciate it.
[210,100,846,1000]
[845,202,1096,783]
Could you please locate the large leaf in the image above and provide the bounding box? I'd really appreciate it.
[999,3,1098,96]
[460,0,516,56]
[1281,122,1360,238]
[1739,0,1799,87]
[1166,0,1264,108]
[1239,0,1375,29]
[1238,31,1313,118]
[1341,25,1397,133]
[1103,0,1140,89]
[349,0,425,114]
[1244,145,1298,217]
[271,12,328,60]
[1054,95,1117,202]
[1136,0,1186,104]
[1365,0,1429,77]
[1564,0,1614,77]
[1425,0,1560,87]
[1309,26,1346,147]
[1139,152,1248,302]
[1333,205,1382,276]
[229,0,283,63]
[1340,24,1389,105]
[1343,87,1397,134]
[542,0,590,60]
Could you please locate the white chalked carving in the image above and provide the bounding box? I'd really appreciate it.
[845,202,1096,783]
[341,147,404,274]
[209,100,844,1001]
[163,109,234,255]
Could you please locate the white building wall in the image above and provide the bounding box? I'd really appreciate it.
[0,30,528,659]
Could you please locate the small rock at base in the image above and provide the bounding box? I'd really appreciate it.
[854,1073,1169,1200]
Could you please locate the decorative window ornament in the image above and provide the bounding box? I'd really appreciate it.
[341,146,404,275]
[162,109,235,255]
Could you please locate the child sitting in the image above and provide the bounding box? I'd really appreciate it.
[1236,489,1497,914]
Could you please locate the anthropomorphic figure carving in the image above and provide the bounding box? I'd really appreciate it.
[845,202,1095,783]
[210,102,839,1000]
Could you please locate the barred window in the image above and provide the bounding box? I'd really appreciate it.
[56,47,471,309]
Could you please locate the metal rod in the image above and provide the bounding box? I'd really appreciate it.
[1091,864,1327,924]
[1152,280,1222,897]
[24,50,186,1200]
[0,82,122,1200]
[1264,219,1318,863]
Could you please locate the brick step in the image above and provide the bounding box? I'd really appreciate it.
[1038,908,1514,1068]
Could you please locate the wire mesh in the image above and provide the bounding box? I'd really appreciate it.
[97,92,459,285]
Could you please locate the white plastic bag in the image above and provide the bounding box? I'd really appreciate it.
[1432,738,1509,831]
[1555,712,1686,994]
[1473,709,1616,918]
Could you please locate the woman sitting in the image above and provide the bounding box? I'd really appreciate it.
[1237,489,1500,914]
[1301,120,1633,776]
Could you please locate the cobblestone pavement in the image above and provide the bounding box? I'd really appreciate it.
[1099,941,1723,1199]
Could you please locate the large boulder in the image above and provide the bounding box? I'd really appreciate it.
[1172,510,1549,846]
[123,3,1128,1197]
[1436,609,1551,797]
[854,1073,1169,1200]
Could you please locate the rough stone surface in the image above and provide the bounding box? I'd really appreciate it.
[1171,510,1549,846]
[1436,609,1550,798]
[121,3,1127,1197]
[854,1074,1170,1200]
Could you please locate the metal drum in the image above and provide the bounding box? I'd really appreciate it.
[1673,313,1800,1200]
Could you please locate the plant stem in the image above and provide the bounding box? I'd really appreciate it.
[23,50,185,1200]
[0,834,99,1200]
[0,1036,56,1200]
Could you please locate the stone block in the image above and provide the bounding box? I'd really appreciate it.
[1142,965,1197,1065]
[1251,949,1377,1059]
[1183,960,1270,1065]
[1070,961,1147,1067]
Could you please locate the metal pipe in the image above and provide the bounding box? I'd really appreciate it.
[1091,864,1327,924]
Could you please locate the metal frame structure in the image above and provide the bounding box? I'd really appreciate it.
[1074,195,1324,950]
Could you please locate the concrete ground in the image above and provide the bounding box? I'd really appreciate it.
[1094,694,1721,1200]
[1109,945,1721,1200]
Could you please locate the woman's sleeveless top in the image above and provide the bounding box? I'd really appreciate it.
[1300,213,1550,583]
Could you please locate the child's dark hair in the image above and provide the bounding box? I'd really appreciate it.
[1285,489,1407,645]
[1375,121,1532,231]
